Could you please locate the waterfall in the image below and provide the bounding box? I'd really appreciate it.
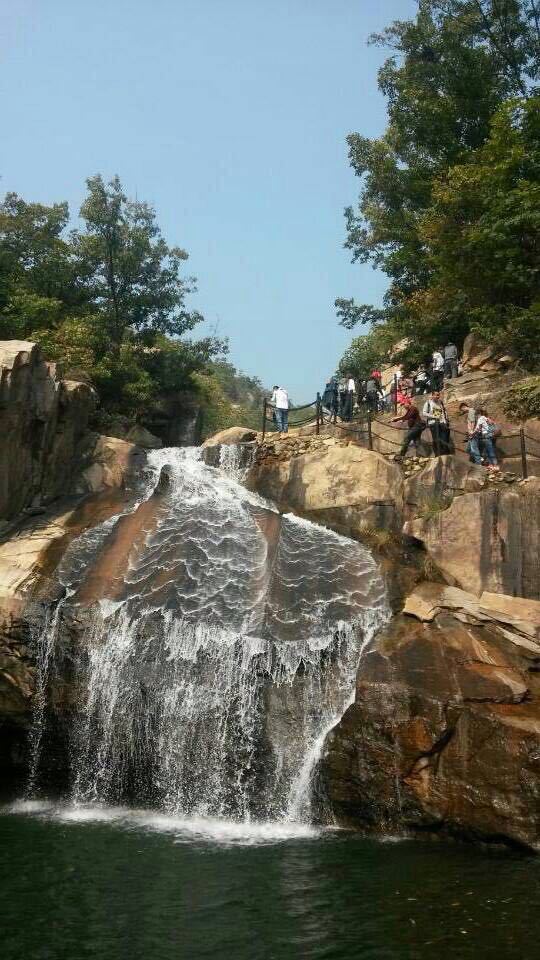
[29,447,389,824]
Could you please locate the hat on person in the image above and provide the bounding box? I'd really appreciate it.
[371,370,381,379]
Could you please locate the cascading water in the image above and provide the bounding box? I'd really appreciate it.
[28,446,389,827]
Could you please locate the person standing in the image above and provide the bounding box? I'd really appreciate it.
[444,341,459,379]
[365,372,382,414]
[472,408,500,471]
[423,391,451,456]
[459,402,483,463]
[392,400,426,459]
[431,349,445,391]
[343,374,356,421]
[271,385,289,437]
[337,376,348,420]
[322,377,339,422]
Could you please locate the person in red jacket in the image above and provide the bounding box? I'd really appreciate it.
[391,399,426,459]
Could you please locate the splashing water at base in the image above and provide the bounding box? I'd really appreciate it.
[29,447,389,826]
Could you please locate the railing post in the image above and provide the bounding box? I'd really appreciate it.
[262,398,267,443]
[393,374,398,414]
[367,412,373,451]
[316,393,321,435]
[520,428,528,480]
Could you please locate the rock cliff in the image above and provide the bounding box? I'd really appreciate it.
[320,583,540,849]
[0,341,97,521]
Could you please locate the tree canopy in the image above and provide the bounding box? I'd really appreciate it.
[337,0,540,376]
[0,176,226,419]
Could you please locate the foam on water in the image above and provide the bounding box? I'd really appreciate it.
[6,800,321,846]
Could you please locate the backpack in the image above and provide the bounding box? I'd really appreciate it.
[486,420,502,439]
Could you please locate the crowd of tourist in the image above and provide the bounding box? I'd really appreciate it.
[269,341,501,471]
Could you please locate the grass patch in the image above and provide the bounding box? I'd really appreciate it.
[356,521,398,554]
[417,492,454,521]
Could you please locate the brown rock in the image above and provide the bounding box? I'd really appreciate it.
[403,480,540,599]
[0,341,97,520]
[202,426,257,447]
[320,609,540,848]
[249,445,403,534]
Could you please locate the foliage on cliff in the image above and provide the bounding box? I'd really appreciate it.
[337,0,540,376]
[0,176,234,419]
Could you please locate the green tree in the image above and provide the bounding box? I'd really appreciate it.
[337,0,540,370]
[73,174,203,350]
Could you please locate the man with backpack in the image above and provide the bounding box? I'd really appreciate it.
[423,391,451,457]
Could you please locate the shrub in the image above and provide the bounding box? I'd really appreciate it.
[501,376,540,422]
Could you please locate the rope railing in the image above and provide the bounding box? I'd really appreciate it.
[260,393,538,478]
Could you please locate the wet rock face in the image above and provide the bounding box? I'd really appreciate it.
[0,341,96,520]
[320,586,540,849]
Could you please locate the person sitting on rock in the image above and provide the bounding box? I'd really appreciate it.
[423,391,451,457]
[392,399,426,460]
[413,365,430,395]
[271,385,289,437]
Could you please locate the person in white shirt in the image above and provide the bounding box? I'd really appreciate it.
[270,385,290,436]
[431,350,445,391]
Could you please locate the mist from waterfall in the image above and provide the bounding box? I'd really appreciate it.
[28,447,389,826]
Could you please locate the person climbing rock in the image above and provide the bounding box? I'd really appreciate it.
[271,385,289,436]
[392,399,426,459]
[423,391,451,457]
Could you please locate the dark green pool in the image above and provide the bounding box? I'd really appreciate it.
[1,803,539,960]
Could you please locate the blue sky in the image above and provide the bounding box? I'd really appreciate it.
[2,0,416,401]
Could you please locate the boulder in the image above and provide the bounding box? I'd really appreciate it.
[462,332,516,372]
[320,594,540,849]
[404,455,487,519]
[403,479,540,599]
[78,436,145,494]
[126,424,162,449]
[203,426,257,447]
[249,445,403,534]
